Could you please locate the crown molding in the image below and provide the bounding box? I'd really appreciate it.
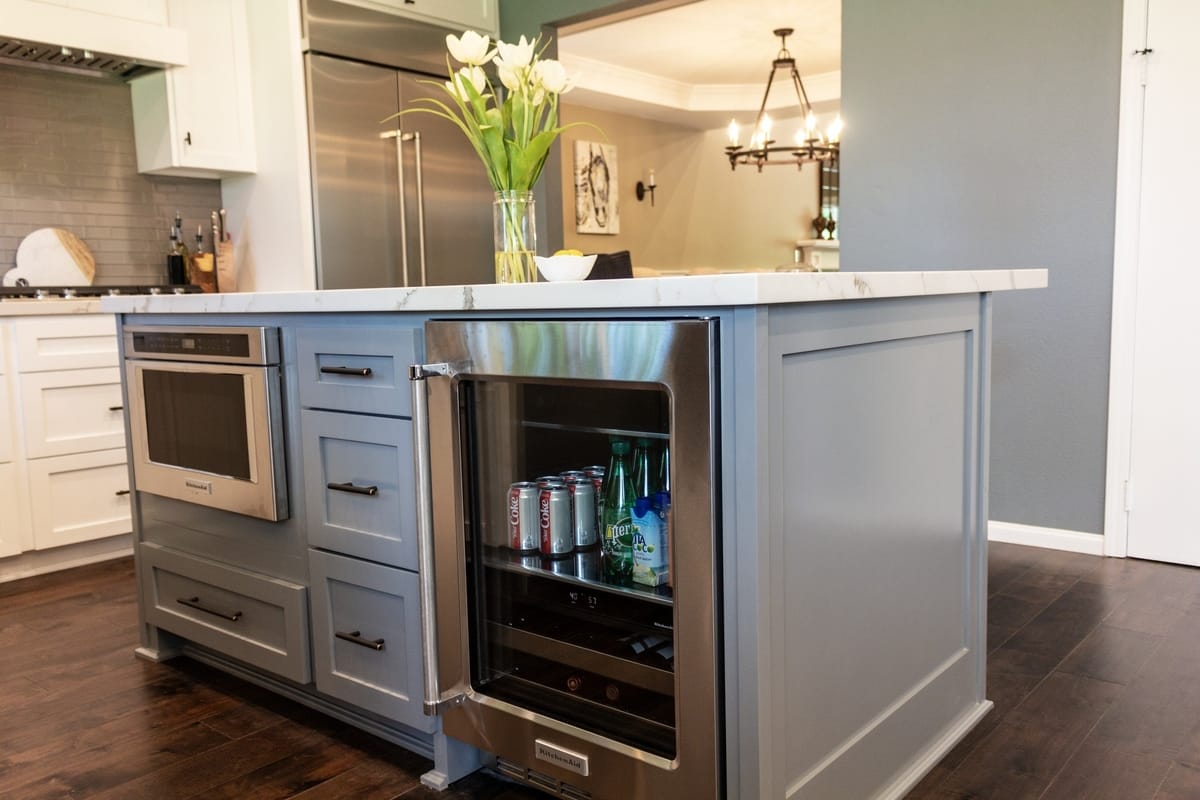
[560,52,841,124]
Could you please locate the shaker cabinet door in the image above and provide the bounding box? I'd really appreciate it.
[301,409,418,570]
[308,548,432,732]
[0,463,22,558]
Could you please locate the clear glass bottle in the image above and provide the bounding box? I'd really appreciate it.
[602,438,635,585]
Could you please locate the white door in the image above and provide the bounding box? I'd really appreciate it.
[1122,0,1200,566]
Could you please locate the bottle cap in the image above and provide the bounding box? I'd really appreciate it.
[611,439,630,455]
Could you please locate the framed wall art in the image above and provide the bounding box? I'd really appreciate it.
[573,140,620,234]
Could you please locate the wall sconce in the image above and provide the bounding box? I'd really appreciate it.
[635,170,657,206]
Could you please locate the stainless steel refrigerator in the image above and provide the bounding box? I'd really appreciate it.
[302,0,494,289]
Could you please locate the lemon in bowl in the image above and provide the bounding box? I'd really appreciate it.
[534,251,598,281]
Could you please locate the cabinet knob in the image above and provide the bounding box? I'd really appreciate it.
[184,131,192,145]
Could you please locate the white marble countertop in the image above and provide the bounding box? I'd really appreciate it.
[0,298,108,316]
[99,270,1047,315]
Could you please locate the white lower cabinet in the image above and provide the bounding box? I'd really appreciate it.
[308,548,432,733]
[27,448,131,550]
[0,464,21,559]
[18,367,125,458]
[0,314,131,574]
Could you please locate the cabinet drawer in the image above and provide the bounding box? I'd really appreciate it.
[139,541,311,684]
[28,447,130,549]
[295,326,418,416]
[301,409,417,570]
[13,316,118,372]
[308,548,432,732]
[18,367,125,458]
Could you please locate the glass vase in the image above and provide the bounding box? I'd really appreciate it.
[493,190,537,284]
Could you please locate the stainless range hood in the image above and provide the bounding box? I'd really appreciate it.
[0,0,187,78]
[0,37,162,78]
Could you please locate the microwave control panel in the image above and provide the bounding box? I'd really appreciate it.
[124,326,279,366]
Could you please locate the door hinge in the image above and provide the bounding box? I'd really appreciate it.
[1123,479,1133,512]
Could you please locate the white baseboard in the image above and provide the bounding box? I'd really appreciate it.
[987,520,1105,556]
[0,534,133,584]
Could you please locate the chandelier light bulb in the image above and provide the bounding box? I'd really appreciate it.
[793,129,806,146]
[827,116,843,144]
[728,119,740,146]
[760,113,773,142]
[805,112,816,136]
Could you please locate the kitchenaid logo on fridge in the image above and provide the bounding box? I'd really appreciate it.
[534,739,589,777]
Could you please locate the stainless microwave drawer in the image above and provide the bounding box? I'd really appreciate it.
[295,326,419,417]
[308,548,433,733]
[139,542,311,684]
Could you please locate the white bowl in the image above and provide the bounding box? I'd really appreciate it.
[534,253,598,282]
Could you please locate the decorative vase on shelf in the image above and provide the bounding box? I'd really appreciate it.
[493,190,537,283]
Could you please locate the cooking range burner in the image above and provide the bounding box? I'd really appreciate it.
[0,285,202,300]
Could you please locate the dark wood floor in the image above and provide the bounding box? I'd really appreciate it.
[1,543,1198,800]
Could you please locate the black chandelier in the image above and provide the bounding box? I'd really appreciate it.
[724,28,841,172]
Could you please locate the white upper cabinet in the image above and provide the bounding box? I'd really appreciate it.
[2,0,185,65]
[330,0,498,36]
[129,0,257,178]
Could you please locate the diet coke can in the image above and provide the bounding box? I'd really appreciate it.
[507,481,539,552]
[559,470,587,483]
[539,485,573,558]
[536,475,565,487]
[565,477,597,548]
[583,466,606,534]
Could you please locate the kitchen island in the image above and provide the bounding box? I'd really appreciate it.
[103,269,1046,800]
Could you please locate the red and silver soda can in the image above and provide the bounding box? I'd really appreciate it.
[565,477,598,549]
[582,466,606,493]
[583,466,606,534]
[536,475,565,488]
[539,485,573,557]
[507,481,540,552]
[559,470,587,483]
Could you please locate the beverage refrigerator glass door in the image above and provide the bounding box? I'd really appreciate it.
[412,318,721,800]
[123,326,288,521]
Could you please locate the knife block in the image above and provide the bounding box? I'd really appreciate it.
[216,239,237,292]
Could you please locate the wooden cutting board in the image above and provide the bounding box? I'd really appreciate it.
[4,228,96,286]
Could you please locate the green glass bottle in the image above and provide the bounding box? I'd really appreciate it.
[631,437,656,500]
[602,439,636,584]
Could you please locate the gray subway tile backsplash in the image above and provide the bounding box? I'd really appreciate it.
[0,64,222,286]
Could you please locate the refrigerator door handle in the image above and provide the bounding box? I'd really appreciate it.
[381,129,410,287]
[409,131,428,287]
[410,361,465,715]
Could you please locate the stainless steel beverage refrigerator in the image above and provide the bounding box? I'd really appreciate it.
[410,318,723,799]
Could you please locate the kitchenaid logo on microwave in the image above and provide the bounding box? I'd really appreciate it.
[534,739,589,777]
[183,478,213,494]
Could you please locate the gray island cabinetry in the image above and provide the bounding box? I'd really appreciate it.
[105,269,1045,800]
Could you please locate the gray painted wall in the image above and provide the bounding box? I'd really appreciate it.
[499,0,1122,533]
[840,0,1122,534]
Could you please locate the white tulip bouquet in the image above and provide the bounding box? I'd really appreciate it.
[391,31,588,282]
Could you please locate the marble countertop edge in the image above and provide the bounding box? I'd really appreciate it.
[98,270,1048,315]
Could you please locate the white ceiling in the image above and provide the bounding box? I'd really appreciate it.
[558,0,841,130]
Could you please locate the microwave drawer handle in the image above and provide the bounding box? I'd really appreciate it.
[410,361,464,716]
[335,630,385,651]
[176,596,242,622]
[327,481,378,496]
[319,366,373,377]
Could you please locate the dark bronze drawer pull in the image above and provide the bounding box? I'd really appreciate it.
[327,481,379,496]
[336,630,385,651]
[115,489,130,496]
[320,366,373,377]
[108,405,124,411]
[177,596,242,622]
